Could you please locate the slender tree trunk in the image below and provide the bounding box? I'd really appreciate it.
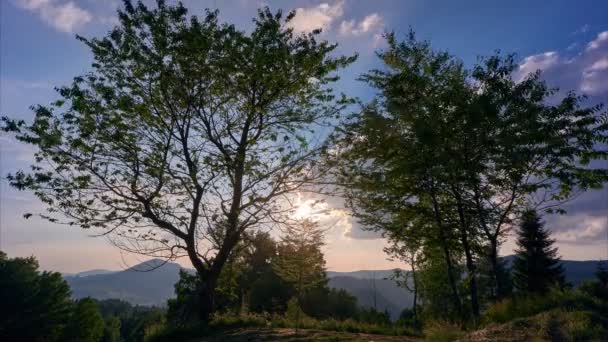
[488,238,502,298]
[460,232,480,319]
[411,260,418,320]
[430,190,463,317]
[454,190,480,319]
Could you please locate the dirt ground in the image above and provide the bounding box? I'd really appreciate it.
[201,327,420,341]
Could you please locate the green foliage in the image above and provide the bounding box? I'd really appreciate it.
[274,220,328,295]
[2,0,355,321]
[483,288,606,325]
[0,251,72,342]
[357,307,392,326]
[63,298,105,342]
[300,287,358,320]
[102,316,121,342]
[423,321,464,342]
[512,210,566,295]
[166,270,200,325]
[95,299,164,342]
[471,309,608,341]
[331,29,608,323]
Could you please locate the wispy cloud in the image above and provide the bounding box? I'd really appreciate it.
[571,24,590,36]
[287,1,344,33]
[586,31,608,51]
[14,0,92,33]
[515,31,608,96]
[339,13,383,36]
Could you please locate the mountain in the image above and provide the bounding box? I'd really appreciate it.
[501,255,602,286]
[65,257,604,315]
[64,269,116,278]
[327,269,398,280]
[65,259,181,306]
[328,276,412,319]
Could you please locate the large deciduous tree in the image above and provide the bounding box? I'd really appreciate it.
[2,0,354,321]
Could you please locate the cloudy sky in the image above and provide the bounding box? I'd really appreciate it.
[1,0,607,273]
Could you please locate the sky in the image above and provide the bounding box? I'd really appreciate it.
[1,0,607,273]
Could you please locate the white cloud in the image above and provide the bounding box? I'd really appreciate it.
[581,57,608,95]
[14,0,92,33]
[287,1,344,33]
[586,31,608,51]
[514,30,608,96]
[339,13,383,36]
[515,51,560,82]
[553,215,607,244]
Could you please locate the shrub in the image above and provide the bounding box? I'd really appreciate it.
[423,320,464,342]
[483,288,605,325]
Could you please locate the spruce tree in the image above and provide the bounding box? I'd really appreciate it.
[512,210,565,294]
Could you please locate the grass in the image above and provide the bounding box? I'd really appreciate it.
[145,312,422,341]
[483,288,606,325]
[465,309,608,341]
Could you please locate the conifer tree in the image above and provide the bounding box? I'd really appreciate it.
[274,219,326,331]
[512,210,565,294]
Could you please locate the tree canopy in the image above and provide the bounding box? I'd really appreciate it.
[331,31,608,321]
[2,0,355,321]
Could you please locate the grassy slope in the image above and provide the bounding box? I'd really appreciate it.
[463,309,608,341]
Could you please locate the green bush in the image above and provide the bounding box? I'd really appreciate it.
[423,320,464,342]
[483,288,605,325]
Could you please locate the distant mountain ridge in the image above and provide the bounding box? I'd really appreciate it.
[65,257,604,317]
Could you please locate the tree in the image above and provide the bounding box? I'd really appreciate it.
[63,298,106,342]
[0,252,72,342]
[332,31,477,319]
[274,219,327,331]
[102,316,121,342]
[240,231,291,314]
[2,0,355,322]
[331,31,608,322]
[512,210,565,295]
[596,261,608,287]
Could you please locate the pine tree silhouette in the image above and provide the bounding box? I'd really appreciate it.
[512,210,566,294]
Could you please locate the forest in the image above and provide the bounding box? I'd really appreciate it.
[1,0,608,341]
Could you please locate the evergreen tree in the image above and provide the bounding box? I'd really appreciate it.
[512,210,565,294]
[274,219,327,331]
[595,261,608,287]
[101,316,121,342]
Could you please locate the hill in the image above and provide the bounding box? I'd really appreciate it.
[65,259,181,306]
[65,257,603,313]
[328,276,412,319]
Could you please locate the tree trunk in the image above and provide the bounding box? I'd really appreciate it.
[197,274,217,323]
[430,191,463,317]
[454,190,480,320]
[411,260,418,320]
[461,235,480,319]
[488,239,505,299]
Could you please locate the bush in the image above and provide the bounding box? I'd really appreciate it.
[423,320,464,342]
[483,288,605,325]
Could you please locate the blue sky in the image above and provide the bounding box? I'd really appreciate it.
[1,0,607,272]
